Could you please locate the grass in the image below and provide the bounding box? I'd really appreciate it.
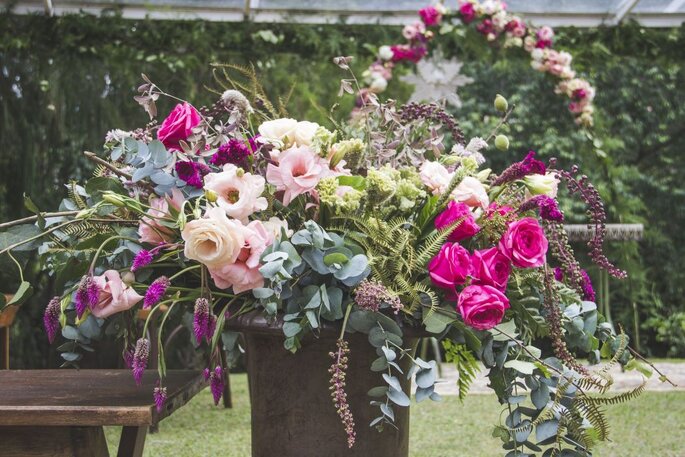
[106,374,685,456]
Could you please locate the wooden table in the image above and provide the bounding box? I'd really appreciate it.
[0,369,205,457]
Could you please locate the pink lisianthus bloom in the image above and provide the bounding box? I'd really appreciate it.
[157,102,201,150]
[498,217,548,268]
[91,270,143,318]
[451,176,490,209]
[208,220,273,293]
[434,201,480,242]
[428,242,471,289]
[266,146,328,206]
[459,2,477,23]
[402,22,426,41]
[203,164,267,222]
[457,285,510,330]
[419,6,442,26]
[470,247,512,291]
[138,188,185,245]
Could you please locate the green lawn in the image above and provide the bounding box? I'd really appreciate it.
[106,374,685,456]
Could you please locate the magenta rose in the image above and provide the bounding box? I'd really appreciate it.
[457,285,510,330]
[428,242,471,289]
[157,102,201,150]
[470,247,512,292]
[498,217,548,268]
[435,201,480,242]
[419,6,442,26]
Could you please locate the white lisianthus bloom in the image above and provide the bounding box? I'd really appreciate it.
[203,164,268,222]
[523,172,559,198]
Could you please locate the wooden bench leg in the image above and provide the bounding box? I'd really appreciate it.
[118,426,147,457]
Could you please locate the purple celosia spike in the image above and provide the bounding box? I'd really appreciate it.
[206,314,217,343]
[193,298,210,343]
[144,276,170,309]
[132,338,150,385]
[203,367,211,381]
[210,139,252,167]
[123,347,135,369]
[175,161,210,189]
[43,296,61,344]
[131,250,153,272]
[518,195,564,222]
[86,279,100,308]
[553,267,564,282]
[209,366,224,406]
[153,382,168,413]
[493,151,546,186]
[74,276,90,318]
[580,270,596,302]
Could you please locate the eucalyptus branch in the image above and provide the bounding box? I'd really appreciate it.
[0,220,78,256]
[83,151,132,179]
[0,211,80,230]
[485,104,516,143]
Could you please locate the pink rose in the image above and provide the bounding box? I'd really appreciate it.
[91,270,143,318]
[428,242,471,289]
[457,285,510,330]
[266,146,327,206]
[459,2,477,23]
[138,188,185,245]
[470,247,511,291]
[208,221,272,293]
[419,6,442,26]
[498,217,548,268]
[434,201,480,242]
[157,102,201,150]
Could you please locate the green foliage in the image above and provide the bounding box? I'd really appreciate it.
[443,340,479,402]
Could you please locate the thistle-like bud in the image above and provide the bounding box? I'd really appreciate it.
[494,94,508,113]
[153,381,168,413]
[43,296,61,344]
[144,276,170,309]
[132,338,150,385]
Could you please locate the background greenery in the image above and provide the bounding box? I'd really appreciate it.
[1,12,684,366]
[104,373,685,456]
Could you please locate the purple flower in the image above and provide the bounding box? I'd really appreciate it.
[175,160,210,188]
[580,270,596,302]
[153,382,168,413]
[144,276,170,309]
[43,296,61,344]
[193,298,215,343]
[75,276,99,318]
[132,338,150,385]
[329,339,356,448]
[205,366,224,406]
[123,346,134,368]
[131,250,153,272]
[248,135,261,154]
[553,267,564,282]
[210,139,252,167]
[518,195,564,222]
[493,151,546,187]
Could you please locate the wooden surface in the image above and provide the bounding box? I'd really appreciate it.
[0,426,109,457]
[0,370,205,426]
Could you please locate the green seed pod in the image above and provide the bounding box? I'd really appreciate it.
[494,94,508,113]
[495,134,510,151]
[205,189,218,203]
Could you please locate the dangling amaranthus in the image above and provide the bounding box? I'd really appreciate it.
[519,195,564,222]
[153,381,168,413]
[132,338,150,385]
[492,151,546,187]
[354,279,403,314]
[75,276,100,318]
[43,296,61,344]
[397,102,465,145]
[144,276,170,309]
[193,298,216,343]
[204,366,224,405]
[329,339,356,448]
[131,250,153,272]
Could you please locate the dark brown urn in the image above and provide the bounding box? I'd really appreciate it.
[227,312,417,457]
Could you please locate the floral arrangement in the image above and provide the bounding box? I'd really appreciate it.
[0,60,667,456]
[361,0,596,126]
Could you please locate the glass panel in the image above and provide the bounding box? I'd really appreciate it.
[257,0,428,11]
[632,0,676,12]
[60,0,244,6]
[505,0,616,13]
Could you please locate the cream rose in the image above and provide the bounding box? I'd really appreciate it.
[419,161,452,195]
[203,164,268,222]
[258,118,298,146]
[291,121,320,147]
[182,207,248,268]
[451,176,490,209]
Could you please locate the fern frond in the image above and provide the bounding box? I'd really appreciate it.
[443,341,479,402]
[583,381,646,405]
[413,219,464,270]
[68,181,87,210]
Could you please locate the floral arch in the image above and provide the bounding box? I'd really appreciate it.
[361,0,596,127]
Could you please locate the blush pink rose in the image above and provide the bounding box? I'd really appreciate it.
[208,220,272,293]
[138,188,185,245]
[266,146,327,206]
[428,242,471,289]
[157,102,201,150]
[91,270,143,318]
[434,201,480,242]
[498,217,548,268]
[470,247,512,292]
[457,285,510,330]
[451,176,489,209]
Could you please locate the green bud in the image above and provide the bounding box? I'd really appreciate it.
[205,189,218,203]
[122,271,136,286]
[102,193,125,207]
[236,168,245,177]
[495,134,510,151]
[494,94,508,113]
